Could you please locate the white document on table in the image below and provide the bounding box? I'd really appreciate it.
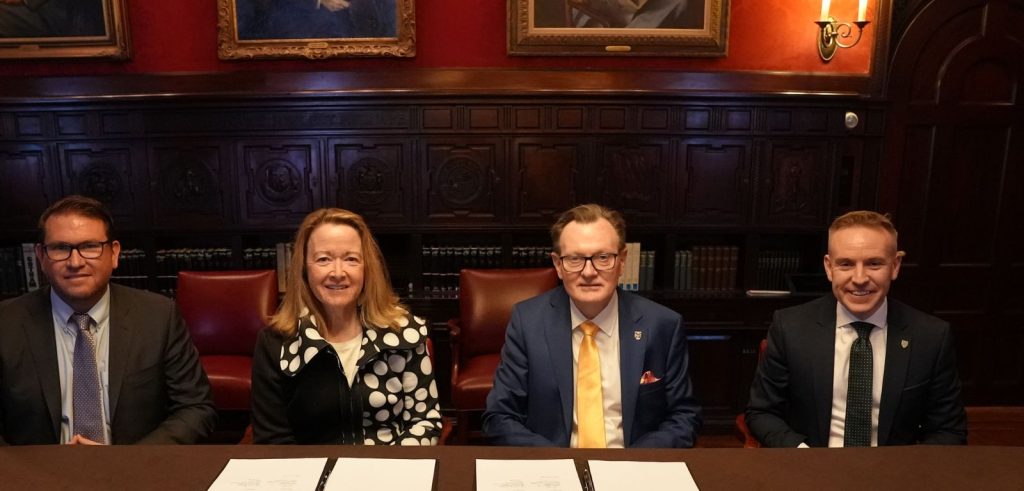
[207,458,327,491]
[477,459,584,491]
[587,460,699,491]
[324,458,436,491]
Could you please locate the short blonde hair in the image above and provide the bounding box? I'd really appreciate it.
[550,203,626,254]
[829,210,900,253]
[269,208,406,338]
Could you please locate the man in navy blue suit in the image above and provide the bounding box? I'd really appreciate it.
[483,203,701,448]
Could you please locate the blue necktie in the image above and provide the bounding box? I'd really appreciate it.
[844,321,874,447]
[71,313,106,444]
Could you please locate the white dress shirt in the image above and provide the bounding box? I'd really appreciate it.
[828,299,888,447]
[51,287,112,444]
[568,291,624,448]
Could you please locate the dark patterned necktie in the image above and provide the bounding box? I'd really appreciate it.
[844,321,874,447]
[71,313,106,444]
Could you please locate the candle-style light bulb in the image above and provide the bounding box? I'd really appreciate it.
[820,0,832,21]
[857,0,867,22]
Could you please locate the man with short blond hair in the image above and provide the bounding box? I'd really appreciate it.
[746,210,966,447]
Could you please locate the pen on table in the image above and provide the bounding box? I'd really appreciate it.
[582,466,596,491]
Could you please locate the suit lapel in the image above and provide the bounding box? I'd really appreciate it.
[617,292,645,446]
[21,289,62,440]
[106,285,134,419]
[878,301,910,446]
[811,298,838,445]
[545,288,575,440]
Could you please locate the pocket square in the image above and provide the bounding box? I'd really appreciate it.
[640,370,661,384]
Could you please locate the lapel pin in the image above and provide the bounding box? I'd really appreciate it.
[901,339,909,349]
[634,330,643,341]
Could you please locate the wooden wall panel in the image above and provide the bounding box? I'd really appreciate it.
[677,139,752,225]
[57,142,146,228]
[0,145,55,230]
[327,138,412,225]
[149,142,232,229]
[510,139,583,225]
[237,140,322,227]
[422,140,503,224]
[595,140,673,224]
[757,140,831,227]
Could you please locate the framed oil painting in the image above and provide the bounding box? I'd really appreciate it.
[218,0,415,60]
[0,0,130,60]
[509,0,728,56]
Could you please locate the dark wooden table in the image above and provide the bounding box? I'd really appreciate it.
[2,444,1021,490]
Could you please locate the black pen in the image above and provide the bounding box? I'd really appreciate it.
[582,466,596,491]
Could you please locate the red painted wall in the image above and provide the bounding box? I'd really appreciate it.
[0,0,874,76]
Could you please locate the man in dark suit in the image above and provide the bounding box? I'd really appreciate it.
[746,210,966,447]
[0,195,215,445]
[483,203,700,448]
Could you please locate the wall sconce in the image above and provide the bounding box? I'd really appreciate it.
[815,0,870,62]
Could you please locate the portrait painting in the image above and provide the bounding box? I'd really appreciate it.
[218,0,415,59]
[509,0,728,56]
[0,0,130,59]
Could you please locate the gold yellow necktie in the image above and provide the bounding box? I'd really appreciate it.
[577,320,606,448]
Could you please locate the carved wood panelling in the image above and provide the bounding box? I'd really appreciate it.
[510,139,583,225]
[639,107,670,131]
[149,142,231,229]
[422,140,503,224]
[468,107,500,129]
[677,139,752,225]
[15,113,46,138]
[597,107,628,130]
[422,108,454,130]
[238,140,322,226]
[757,140,830,227]
[57,142,146,227]
[554,107,584,130]
[513,108,542,130]
[327,138,411,225]
[683,108,712,131]
[0,145,55,229]
[594,140,672,223]
[56,113,88,137]
[145,108,413,135]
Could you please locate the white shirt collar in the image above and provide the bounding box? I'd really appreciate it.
[51,286,111,334]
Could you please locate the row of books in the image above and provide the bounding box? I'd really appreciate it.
[511,246,553,269]
[616,243,655,292]
[756,251,802,291]
[421,246,502,296]
[672,246,740,292]
[154,248,234,274]
[0,244,41,296]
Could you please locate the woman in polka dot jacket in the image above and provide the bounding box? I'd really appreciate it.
[251,208,443,444]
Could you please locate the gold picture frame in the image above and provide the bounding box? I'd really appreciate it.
[509,0,728,56]
[218,0,415,60]
[0,0,130,60]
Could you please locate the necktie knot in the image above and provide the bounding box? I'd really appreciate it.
[581,320,599,337]
[71,313,92,333]
[851,321,873,339]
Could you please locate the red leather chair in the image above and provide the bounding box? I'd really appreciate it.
[736,338,769,448]
[447,267,559,443]
[176,270,278,413]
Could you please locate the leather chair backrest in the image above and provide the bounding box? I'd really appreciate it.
[458,268,558,360]
[177,270,278,356]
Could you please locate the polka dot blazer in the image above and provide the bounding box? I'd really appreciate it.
[250,314,443,445]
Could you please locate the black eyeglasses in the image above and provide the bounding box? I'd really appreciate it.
[557,253,619,273]
[41,241,112,261]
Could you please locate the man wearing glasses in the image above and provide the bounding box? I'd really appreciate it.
[0,195,215,445]
[484,203,701,448]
